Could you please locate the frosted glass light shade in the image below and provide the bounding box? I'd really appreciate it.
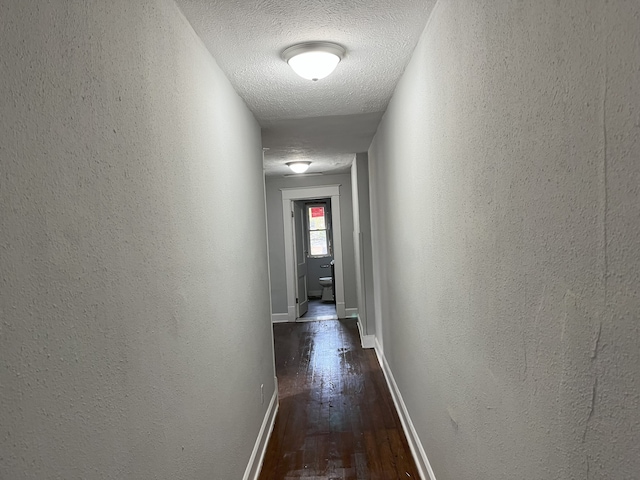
[286,161,311,173]
[288,51,340,81]
[283,42,345,81]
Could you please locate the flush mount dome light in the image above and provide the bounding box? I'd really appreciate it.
[282,42,346,81]
[286,161,311,174]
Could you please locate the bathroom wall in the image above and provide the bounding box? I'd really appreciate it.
[306,255,333,297]
[0,1,275,478]
[369,1,640,479]
[265,173,357,316]
[302,199,334,297]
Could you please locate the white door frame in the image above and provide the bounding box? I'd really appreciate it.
[292,200,308,318]
[281,185,346,321]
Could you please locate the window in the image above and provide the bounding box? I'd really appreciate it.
[307,204,330,257]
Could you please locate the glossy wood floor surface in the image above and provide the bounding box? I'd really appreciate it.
[258,319,420,480]
[300,299,338,321]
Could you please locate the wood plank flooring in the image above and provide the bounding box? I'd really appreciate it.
[258,319,420,480]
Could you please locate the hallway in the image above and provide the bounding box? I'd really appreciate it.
[2,1,639,479]
[259,320,419,479]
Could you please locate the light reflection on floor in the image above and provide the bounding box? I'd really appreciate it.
[298,298,337,321]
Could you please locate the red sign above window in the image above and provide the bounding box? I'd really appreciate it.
[311,207,324,218]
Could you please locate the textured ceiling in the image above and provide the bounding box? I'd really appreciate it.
[174,0,437,175]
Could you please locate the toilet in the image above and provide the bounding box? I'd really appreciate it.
[319,276,333,302]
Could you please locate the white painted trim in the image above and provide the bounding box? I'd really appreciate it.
[271,313,289,323]
[374,338,437,480]
[282,198,296,321]
[360,334,375,349]
[345,307,359,318]
[308,290,322,298]
[330,194,346,319]
[280,185,341,197]
[356,315,375,349]
[281,185,346,322]
[242,388,279,480]
[287,305,297,322]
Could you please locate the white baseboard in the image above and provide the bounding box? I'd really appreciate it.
[271,313,289,323]
[345,307,358,318]
[356,315,375,349]
[242,388,278,480]
[308,290,322,298]
[374,338,437,480]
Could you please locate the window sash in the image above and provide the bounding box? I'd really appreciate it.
[307,205,330,257]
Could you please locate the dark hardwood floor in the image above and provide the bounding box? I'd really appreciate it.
[258,319,420,480]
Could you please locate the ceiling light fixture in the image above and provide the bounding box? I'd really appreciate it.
[282,42,346,81]
[286,161,311,174]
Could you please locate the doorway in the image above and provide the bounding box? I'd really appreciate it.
[281,185,346,321]
[294,198,337,321]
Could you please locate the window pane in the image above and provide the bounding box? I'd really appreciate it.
[308,206,326,230]
[309,230,328,256]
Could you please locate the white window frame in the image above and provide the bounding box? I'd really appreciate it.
[306,203,331,258]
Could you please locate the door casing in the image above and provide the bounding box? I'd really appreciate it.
[292,200,308,318]
[281,185,346,321]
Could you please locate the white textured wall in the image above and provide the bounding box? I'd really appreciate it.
[0,1,275,478]
[351,153,376,336]
[265,173,357,315]
[369,1,640,479]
